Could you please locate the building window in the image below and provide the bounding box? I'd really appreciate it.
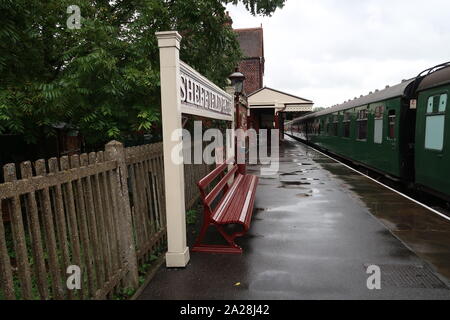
[356,109,368,140]
[374,106,384,144]
[388,110,396,139]
[425,94,447,151]
[343,112,351,138]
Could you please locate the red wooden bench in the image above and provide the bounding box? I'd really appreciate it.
[192,159,259,254]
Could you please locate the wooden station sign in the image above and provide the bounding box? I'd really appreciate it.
[180,61,233,121]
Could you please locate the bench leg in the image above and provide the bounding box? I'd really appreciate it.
[192,219,210,250]
[191,224,244,254]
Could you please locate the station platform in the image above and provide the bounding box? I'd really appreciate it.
[138,137,450,300]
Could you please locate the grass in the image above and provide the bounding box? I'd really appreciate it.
[112,245,166,300]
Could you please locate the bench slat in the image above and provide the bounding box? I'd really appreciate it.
[197,158,234,190]
[212,174,244,222]
[205,165,238,206]
[240,176,259,225]
[214,175,258,227]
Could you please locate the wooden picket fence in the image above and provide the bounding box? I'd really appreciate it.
[0,140,209,300]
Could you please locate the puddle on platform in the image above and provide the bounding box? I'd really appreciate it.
[296,193,312,198]
[260,177,277,180]
[280,181,312,186]
[280,172,298,176]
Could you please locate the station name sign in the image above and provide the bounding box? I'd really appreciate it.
[180,62,232,117]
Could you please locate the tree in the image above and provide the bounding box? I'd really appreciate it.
[0,0,285,147]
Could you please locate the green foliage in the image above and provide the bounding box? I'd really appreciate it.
[0,0,286,146]
[186,209,199,225]
[225,0,286,16]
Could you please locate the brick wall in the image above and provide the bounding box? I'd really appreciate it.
[239,58,263,95]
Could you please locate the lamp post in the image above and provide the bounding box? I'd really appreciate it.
[228,69,246,174]
[228,68,246,129]
[229,69,246,96]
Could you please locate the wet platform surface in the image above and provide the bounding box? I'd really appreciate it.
[138,137,450,300]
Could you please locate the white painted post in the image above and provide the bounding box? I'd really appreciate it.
[275,102,284,141]
[156,31,190,268]
[226,86,236,161]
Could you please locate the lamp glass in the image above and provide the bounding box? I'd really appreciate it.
[234,81,244,94]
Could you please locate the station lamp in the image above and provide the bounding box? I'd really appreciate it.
[228,68,246,94]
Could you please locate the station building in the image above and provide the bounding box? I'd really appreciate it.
[234,26,314,139]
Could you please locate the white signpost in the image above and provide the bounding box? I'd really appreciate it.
[156,31,234,268]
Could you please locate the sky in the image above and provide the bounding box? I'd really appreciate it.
[226,0,450,108]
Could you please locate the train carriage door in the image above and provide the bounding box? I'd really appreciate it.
[416,91,448,195]
[374,106,384,144]
[388,109,397,148]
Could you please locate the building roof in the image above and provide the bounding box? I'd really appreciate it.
[248,87,314,112]
[235,27,264,58]
[249,87,313,103]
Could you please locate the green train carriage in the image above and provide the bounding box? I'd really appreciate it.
[286,62,450,200]
[414,66,450,199]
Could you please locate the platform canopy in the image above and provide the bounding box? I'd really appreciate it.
[248,87,314,113]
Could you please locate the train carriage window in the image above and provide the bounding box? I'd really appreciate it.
[332,115,339,136]
[374,120,383,144]
[427,97,434,113]
[356,109,368,140]
[439,94,447,112]
[425,116,445,151]
[388,110,396,139]
[374,106,384,144]
[343,112,351,138]
[425,94,446,151]
[327,117,333,135]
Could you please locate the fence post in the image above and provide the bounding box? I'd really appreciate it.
[105,141,139,289]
